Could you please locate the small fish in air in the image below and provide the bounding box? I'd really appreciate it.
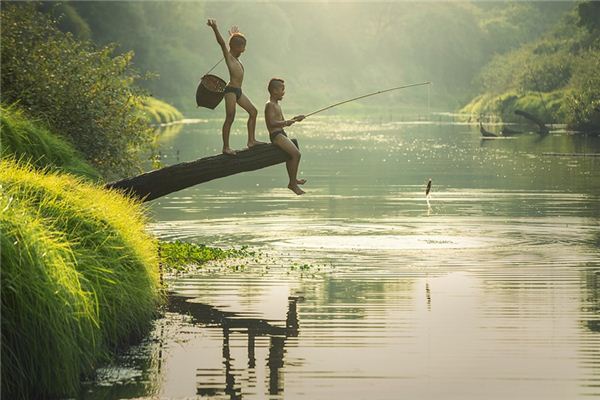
[425,179,432,197]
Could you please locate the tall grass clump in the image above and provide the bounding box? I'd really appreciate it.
[0,105,100,180]
[1,159,163,399]
[140,96,184,125]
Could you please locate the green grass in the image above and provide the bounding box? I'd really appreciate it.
[0,104,100,180]
[140,96,184,125]
[1,159,163,399]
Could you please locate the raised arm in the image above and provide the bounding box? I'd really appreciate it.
[207,19,228,57]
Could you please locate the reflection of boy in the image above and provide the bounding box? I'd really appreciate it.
[207,19,264,156]
[264,78,306,195]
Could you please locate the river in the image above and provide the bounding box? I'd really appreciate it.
[82,115,600,399]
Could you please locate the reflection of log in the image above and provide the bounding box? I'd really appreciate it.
[105,140,299,202]
[167,293,300,337]
[514,110,549,134]
[500,126,523,136]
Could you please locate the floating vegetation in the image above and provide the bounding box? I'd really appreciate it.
[158,240,252,274]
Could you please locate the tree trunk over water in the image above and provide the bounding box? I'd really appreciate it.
[105,140,298,202]
[514,110,549,134]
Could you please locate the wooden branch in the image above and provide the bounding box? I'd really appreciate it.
[105,140,298,202]
[514,110,549,134]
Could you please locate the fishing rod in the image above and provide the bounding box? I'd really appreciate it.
[304,81,431,118]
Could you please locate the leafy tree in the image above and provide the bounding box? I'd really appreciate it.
[577,1,600,35]
[1,3,152,178]
[54,1,205,110]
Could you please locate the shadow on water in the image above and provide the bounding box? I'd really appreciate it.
[167,294,300,398]
[80,294,301,399]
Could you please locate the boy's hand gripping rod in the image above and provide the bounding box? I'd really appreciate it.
[303,81,431,118]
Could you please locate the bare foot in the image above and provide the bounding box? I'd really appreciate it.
[296,179,307,185]
[288,184,305,195]
[247,140,266,148]
[222,147,237,156]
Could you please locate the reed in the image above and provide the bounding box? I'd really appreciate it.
[1,159,164,399]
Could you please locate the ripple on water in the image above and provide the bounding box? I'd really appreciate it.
[273,234,499,251]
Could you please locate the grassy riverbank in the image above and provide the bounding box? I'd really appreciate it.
[0,107,164,398]
[141,96,184,125]
[1,159,164,399]
[0,105,101,180]
[0,105,247,399]
[460,90,568,124]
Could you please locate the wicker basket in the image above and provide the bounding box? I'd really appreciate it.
[196,74,226,109]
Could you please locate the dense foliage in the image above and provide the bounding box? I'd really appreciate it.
[464,2,600,131]
[0,159,163,399]
[0,3,153,178]
[42,1,205,112]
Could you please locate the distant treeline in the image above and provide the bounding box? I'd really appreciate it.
[39,1,574,114]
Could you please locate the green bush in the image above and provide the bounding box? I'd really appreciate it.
[0,3,152,178]
[0,159,163,399]
[0,104,100,180]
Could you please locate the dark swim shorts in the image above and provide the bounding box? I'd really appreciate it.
[269,129,287,143]
[223,85,242,100]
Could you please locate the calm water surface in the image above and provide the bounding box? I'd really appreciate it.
[84,116,600,399]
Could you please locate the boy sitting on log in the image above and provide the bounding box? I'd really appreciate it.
[264,78,307,195]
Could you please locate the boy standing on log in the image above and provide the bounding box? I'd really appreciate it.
[265,78,306,195]
[207,19,263,155]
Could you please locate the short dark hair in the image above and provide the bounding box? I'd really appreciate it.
[268,78,284,94]
[229,33,246,47]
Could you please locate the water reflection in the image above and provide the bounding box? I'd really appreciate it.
[85,117,600,399]
[167,294,300,398]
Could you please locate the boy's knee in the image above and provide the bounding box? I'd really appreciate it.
[248,107,258,118]
[292,150,301,160]
[224,112,235,123]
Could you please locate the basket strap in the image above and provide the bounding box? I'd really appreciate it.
[204,57,224,77]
